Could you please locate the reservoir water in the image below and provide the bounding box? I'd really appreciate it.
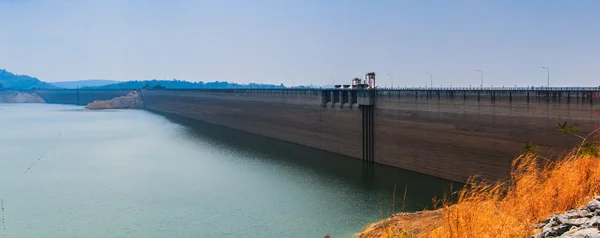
[0,104,453,237]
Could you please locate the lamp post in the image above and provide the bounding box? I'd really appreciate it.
[386,74,394,89]
[426,72,432,88]
[308,78,312,88]
[476,70,483,88]
[330,76,335,88]
[542,67,549,88]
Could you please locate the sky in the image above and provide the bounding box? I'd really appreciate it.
[0,0,599,87]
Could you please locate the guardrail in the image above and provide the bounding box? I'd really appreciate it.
[374,86,600,91]
[15,86,600,92]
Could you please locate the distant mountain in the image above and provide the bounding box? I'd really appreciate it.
[0,69,57,89]
[88,79,286,89]
[0,69,288,90]
[51,80,121,89]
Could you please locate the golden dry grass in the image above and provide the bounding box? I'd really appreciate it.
[358,210,442,238]
[428,151,600,237]
[360,149,600,238]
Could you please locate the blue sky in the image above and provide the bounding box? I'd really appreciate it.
[0,0,599,87]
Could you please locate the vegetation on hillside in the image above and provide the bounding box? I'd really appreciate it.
[0,69,313,90]
[86,79,287,89]
[50,79,120,88]
[0,69,57,89]
[360,126,600,237]
[142,83,166,89]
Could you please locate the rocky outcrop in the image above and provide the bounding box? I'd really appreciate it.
[533,196,600,238]
[0,90,46,103]
[85,90,143,110]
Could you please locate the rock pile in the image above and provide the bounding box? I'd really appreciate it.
[533,196,600,237]
[85,90,144,110]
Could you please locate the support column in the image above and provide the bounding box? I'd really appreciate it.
[360,105,375,163]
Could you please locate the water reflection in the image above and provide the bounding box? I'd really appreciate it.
[157,111,458,212]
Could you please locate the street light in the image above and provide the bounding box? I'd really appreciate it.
[386,74,394,89]
[476,70,483,88]
[308,77,312,88]
[330,76,335,88]
[542,67,549,88]
[426,72,432,88]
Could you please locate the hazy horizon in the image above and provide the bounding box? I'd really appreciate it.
[1,0,599,87]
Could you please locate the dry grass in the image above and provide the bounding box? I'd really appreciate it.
[427,151,600,237]
[360,149,600,238]
[358,210,442,238]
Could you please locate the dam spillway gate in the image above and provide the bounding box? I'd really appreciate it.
[321,89,376,163]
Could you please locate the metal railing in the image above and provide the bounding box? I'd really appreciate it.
[20,86,600,92]
[374,86,600,91]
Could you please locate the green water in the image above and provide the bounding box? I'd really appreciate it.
[0,104,453,237]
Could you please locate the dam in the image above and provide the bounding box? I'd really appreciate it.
[34,87,600,182]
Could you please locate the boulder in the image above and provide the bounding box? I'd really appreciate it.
[584,217,600,227]
[588,200,600,212]
[560,217,591,227]
[559,228,600,238]
[541,224,569,237]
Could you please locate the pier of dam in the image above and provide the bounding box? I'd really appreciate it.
[34,87,600,182]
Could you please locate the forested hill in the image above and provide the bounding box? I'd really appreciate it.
[87,79,286,89]
[51,79,120,89]
[0,69,288,90]
[0,69,57,89]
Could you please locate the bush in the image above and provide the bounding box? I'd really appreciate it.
[521,143,539,155]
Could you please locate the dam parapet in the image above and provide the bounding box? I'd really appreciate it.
[322,87,600,104]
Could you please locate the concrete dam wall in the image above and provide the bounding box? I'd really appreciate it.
[35,89,131,106]
[142,89,364,159]
[32,88,600,182]
[142,89,600,182]
[374,90,600,182]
